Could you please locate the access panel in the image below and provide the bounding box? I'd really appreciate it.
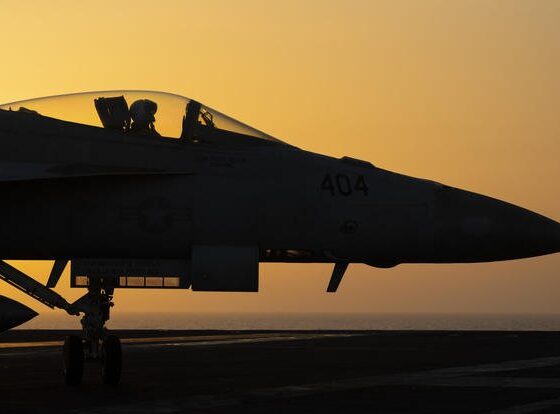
[190,245,258,292]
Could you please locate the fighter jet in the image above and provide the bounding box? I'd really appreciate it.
[0,90,558,385]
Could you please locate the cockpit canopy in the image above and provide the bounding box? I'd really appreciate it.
[0,90,284,144]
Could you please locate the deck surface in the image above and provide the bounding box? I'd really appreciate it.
[2,330,560,413]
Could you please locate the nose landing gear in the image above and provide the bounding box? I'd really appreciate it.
[0,261,123,386]
[63,286,122,385]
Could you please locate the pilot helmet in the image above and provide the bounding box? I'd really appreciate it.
[130,99,158,124]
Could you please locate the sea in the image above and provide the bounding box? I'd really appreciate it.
[17,312,560,331]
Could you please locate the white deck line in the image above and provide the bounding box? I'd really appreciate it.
[0,332,358,355]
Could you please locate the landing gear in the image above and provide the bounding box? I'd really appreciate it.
[80,286,112,361]
[0,260,123,386]
[61,285,122,385]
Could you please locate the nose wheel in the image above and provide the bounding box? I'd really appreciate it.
[62,286,122,385]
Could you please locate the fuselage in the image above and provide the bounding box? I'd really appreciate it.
[0,102,558,267]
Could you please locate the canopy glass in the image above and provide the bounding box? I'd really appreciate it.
[0,90,284,143]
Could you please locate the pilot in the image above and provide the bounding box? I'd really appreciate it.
[129,99,160,136]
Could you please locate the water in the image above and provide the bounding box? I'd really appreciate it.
[17,312,560,331]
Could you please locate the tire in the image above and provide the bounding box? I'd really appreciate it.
[101,335,122,385]
[63,335,84,386]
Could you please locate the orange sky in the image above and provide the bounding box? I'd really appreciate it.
[0,1,558,316]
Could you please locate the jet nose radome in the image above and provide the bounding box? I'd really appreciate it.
[435,186,560,262]
[0,295,37,332]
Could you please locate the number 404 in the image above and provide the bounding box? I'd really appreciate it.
[321,174,369,196]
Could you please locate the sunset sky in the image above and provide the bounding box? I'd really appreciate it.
[0,1,558,317]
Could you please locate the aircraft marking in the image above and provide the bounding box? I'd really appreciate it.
[321,174,369,196]
[120,196,192,233]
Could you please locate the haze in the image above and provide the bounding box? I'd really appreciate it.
[0,0,558,315]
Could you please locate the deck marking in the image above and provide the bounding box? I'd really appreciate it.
[486,397,560,414]
[78,355,560,414]
[0,333,358,353]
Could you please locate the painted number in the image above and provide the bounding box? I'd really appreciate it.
[321,174,369,196]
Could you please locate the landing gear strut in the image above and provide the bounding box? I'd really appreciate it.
[63,285,122,385]
[0,261,122,386]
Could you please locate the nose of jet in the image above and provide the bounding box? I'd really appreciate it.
[435,186,560,262]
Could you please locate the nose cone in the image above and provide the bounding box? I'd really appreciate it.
[0,295,37,332]
[435,187,560,262]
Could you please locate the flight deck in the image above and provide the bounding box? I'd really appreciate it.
[2,330,560,413]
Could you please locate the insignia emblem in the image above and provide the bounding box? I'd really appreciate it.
[121,197,191,233]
